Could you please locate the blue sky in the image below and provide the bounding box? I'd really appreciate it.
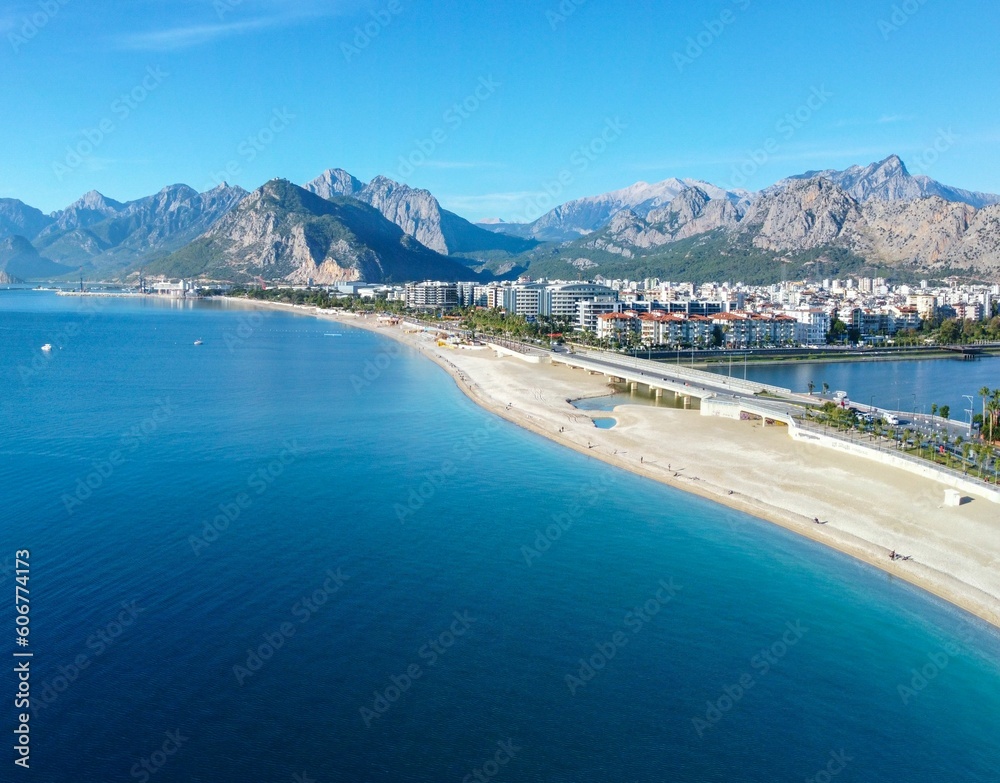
[2,0,998,220]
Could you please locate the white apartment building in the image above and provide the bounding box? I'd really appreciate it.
[542,283,617,319]
[782,307,831,345]
[404,281,459,310]
[576,298,622,332]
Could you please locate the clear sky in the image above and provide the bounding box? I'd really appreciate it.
[2,0,998,221]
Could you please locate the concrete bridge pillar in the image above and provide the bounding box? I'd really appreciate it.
[683,395,691,409]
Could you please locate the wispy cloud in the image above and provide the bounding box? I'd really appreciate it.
[113,1,356,52]
[833,114,915,128]
[116,17,289,51]
[877,114,914,124]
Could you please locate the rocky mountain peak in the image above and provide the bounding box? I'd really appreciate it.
[876,154,907,175]
[68,190,123,214]
[775,154,999,209]
[647,186,711,227]
[303,169,365,199]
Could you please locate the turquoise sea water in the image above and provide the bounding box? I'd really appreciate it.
[2,291,1000,782]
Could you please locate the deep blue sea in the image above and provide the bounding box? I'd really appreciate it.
[3,291,1000,783]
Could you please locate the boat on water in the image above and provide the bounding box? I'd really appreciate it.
[41,344,53,352]
[193,339,203,345]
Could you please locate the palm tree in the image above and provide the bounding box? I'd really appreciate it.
[980,386,991,438]
[989,389,1000,443]
[978,443,991,478]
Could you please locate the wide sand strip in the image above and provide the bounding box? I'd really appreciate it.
[239,301,1000,630]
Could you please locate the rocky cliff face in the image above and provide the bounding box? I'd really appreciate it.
[737,176,1000,274]
[151,179,479,284]
[646,186,743,239]
[738,178,870,252]
[582,210,671,257]
[304,169,536,256]
[940,204,1000,275]
[357,176,450,254]
[861,197,976,265]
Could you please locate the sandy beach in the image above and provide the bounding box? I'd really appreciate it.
[242,301,1000,630]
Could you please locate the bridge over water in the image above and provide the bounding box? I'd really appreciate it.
[548,348,801,425]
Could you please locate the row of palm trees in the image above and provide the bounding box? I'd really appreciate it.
[813,385,999,442]
[805,406,999,482]
[889,428,994,477]
[979,386,1000,443]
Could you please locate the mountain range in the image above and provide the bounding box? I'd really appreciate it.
[146,180,478,284]
[0,185,247,278]
[2,155,1000,284]
[774,155,1000,208]
[476,178,750,242]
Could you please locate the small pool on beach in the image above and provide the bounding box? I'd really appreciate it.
[592,417,617,429]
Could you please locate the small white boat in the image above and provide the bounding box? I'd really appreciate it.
[193,339,203,346]
[41,344,53,352]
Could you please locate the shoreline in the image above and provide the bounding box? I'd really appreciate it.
[229,298,1000,632]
